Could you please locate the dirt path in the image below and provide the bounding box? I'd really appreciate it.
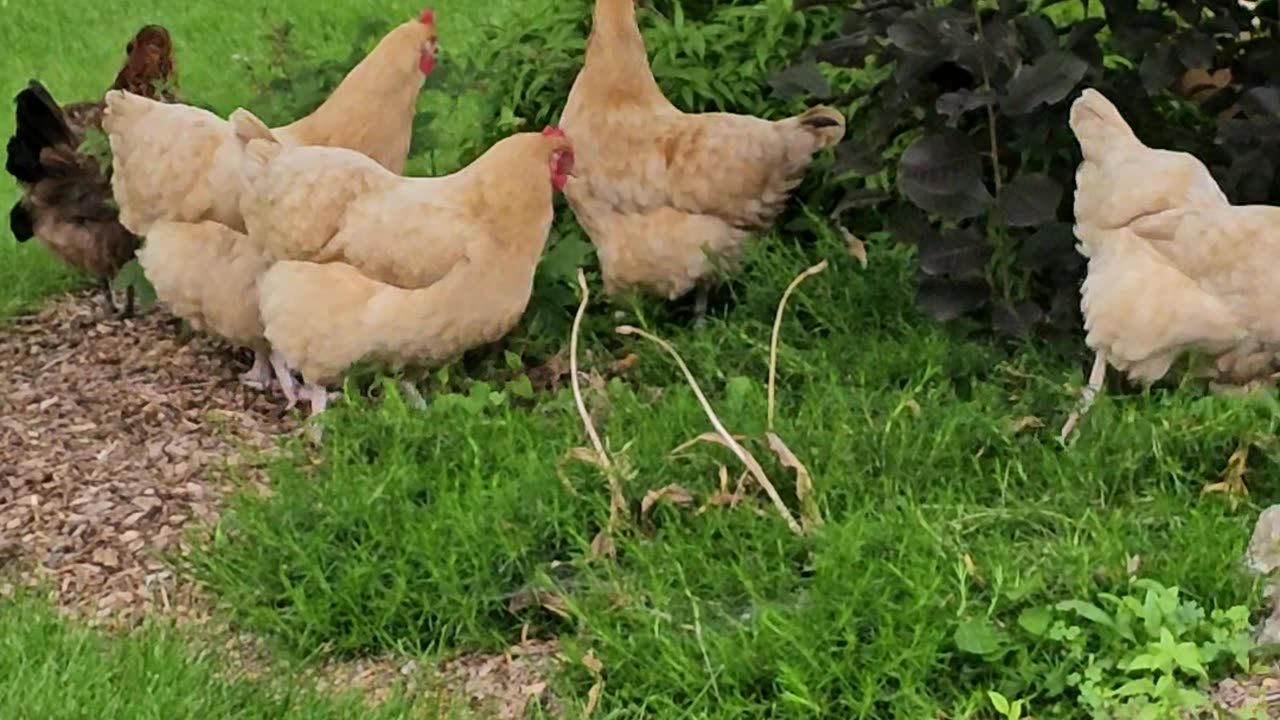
[0,291,559,718]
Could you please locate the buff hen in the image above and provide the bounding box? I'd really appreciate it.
[559,0,845,320]
[1061,89,1280,478]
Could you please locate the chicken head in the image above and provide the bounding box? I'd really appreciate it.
[543,126,575,191]
[417,9,439,76]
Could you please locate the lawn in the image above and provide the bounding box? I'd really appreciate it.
[3,0,1279,718]
[0,592,426,720]
[0,0,507,318]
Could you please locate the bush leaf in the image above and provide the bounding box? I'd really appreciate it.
[998,173,1063,227]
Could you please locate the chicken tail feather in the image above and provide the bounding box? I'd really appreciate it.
[230,108,284,172]
[795,106,846,151]
[6,81,76,184]
[9,201,34,242]
[1069,88,1143,163]
[229,108,277,146]
[101,89,153,134]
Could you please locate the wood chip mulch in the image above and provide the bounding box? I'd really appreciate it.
[0,290,293,625]
[0,290,561,717]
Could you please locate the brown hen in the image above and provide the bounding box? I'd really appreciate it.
[5,25,178,317]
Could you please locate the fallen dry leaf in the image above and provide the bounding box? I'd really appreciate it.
[506,588,571,619]
[609,353,639,376]
[640,484,695,516]
[584,680,603,717]
[1008,416,1044,434]
[581,650,603,676]
[766,432,821,530]
[837,224,868,268]
[696,466,747,515]
[669,431,750,457]
[589,530,616,561]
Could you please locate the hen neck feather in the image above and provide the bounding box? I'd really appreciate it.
[413,154,555,259]
[279,30,424,140]
[583,9,671,110]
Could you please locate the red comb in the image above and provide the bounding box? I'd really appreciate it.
[419,8,435,24]
[542,127,566,138]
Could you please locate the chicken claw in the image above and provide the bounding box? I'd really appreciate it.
[1060,351,1108,442]
[239,350,274,390]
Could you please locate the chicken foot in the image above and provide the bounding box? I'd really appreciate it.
[97,278,137,319]
[239,350,274,390]
[1060,351,1108,442]
[296,384,331,417]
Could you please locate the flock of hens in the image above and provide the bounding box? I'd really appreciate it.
[6,0,1280,453]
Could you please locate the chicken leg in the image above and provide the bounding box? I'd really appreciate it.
[1060,351,1108,442]
[239,350,274,390]
[269,349,300,407]
[121,285,136,319]
[98,277,120,317]
[692,282,710,329]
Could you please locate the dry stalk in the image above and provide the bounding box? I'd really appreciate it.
[616,325,803,535]
[767,260,828,431]
[570,269,627,525]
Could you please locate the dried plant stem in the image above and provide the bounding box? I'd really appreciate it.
[767,260,828,431]
[571,270,626,523]
[571,270,610,469]
[616,325,803,534]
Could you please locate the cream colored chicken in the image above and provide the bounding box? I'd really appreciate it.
[233,113,568,292]
[1062,88,1280,475]
[102,9,439,235]
[255,128,576,415]
[559,0,846,319]
[137,220,297,397]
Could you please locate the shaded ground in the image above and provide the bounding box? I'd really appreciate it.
[0,291,559,718]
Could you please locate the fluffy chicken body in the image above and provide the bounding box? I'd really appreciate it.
[235,115,564,291]
[1062,88,1280,444]
[137,220,295,396]
[4,26,177,317]
[559,0,845,306]
[257,128,576,415]
[102,10,438,235]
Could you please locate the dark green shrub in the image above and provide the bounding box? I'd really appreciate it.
[774,0,1280,342]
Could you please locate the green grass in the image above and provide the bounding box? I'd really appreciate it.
[0,0,514,318]
[190,235,1278,718]
[7,0,1277,716]
[0,592,426,719]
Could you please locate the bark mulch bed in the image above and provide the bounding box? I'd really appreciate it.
[0,291,560,718]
